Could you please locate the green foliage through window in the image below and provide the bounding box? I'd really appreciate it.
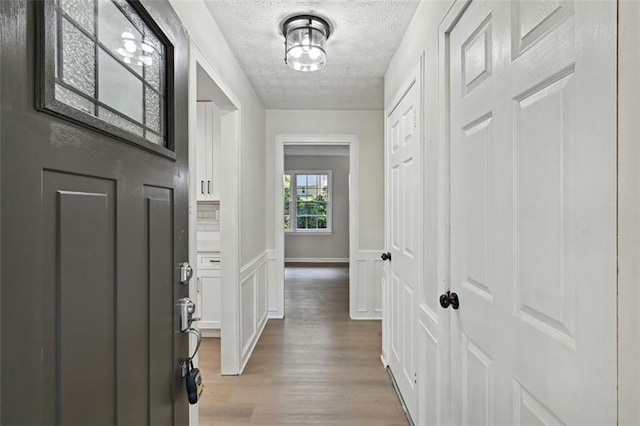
[284,172,330,231]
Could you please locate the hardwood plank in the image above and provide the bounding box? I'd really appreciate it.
[198,264,408,425]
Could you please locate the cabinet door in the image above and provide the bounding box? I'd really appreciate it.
[196,102,210,201]
[204,103,214,199]
[198,268,221,329]
[210,106,221,200]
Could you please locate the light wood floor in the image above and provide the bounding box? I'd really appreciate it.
[197,263,409,425]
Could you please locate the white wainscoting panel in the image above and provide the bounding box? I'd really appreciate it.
[239,251,269,372]
[266,250,283,319]
[351,250,384,319]
[418,303,442,424]
[284,257,350,263]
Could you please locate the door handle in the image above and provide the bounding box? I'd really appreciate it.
[381,252,391,261]
[208,180,211,194]
[200,180,204,194]
[439,291,460,310]
[179,297,197,332]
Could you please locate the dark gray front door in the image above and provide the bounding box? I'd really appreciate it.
[0,0,190,423]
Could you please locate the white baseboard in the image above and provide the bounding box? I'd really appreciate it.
[285,257,349,263]
[351,315,382,321]
[202,328,220,338]
[240,315,268,373]
[380,354,388,367]
[268,309,284,319]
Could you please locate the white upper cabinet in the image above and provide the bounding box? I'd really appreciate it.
[196,101,221,201]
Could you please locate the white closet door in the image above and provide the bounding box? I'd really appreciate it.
[448,0,616,424]
[386,76,422,420]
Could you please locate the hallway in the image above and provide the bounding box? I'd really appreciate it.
[198,264,409,425]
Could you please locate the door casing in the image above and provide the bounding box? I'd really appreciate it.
[187,40,242,379]
[272,134,360,319]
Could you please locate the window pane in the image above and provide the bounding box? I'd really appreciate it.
[297,216,307,229]
[111,0,146,35]
[307,174,317,186]
[145,132,163,145]
[318,216,327,229]
[307,217,318,229]
[61,0,95,34]
[55,84,94,114]
[143,36,163,91]
[61,18,96,96]
[98,107,143,136]
[98,0,144,77]
[297,202,311,216]
[284,215,291,230]
[145,89,160,132]
[98,49,143,122]
[296,175,306,187]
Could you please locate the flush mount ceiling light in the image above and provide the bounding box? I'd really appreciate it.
[282,15,331,72]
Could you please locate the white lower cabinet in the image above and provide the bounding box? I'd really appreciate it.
[196,253,220,331]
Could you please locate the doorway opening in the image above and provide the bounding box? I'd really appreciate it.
[187,40,243,425]
[273,135,370,319]
[283,145,351,316]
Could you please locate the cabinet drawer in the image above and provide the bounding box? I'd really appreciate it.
[198,254,221,270]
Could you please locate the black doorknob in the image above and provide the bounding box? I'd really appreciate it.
[439,291,459,310]
[381,252,391,261]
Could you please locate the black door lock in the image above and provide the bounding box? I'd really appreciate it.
[381,252,392,261]
[439,291,460,310]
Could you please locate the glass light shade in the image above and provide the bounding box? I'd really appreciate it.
[283,16,330,72]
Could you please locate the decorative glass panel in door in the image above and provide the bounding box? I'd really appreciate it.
[40,0,171,152]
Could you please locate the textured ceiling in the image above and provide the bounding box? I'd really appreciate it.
[203,0,420,110]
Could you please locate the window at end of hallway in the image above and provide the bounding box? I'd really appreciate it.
[284,171,332,234]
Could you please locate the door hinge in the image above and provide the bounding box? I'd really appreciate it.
[413,110,417,129]
[414,372,418,384]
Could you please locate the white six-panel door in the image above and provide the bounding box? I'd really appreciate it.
[448,0,616,424]
[386,72,422,421]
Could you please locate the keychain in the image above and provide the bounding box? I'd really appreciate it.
[182,327,204,404]
[185,358,204,404]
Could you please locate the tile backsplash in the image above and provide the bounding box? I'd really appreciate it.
[197,201,220,231]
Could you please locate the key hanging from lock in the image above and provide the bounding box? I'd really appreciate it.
[185,358,204,404]
[181,327,204,404]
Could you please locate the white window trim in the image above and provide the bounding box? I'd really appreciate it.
[284,170,333,234]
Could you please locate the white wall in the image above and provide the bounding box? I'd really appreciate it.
[170,0,268,375]
[170,0,267,267]
[266,110,384,252]
[285,155,350,261]
[618,1,640,423]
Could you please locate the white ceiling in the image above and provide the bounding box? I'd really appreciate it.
[202,0,420,110]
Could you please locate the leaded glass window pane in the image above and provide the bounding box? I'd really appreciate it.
[53,0,167,146]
